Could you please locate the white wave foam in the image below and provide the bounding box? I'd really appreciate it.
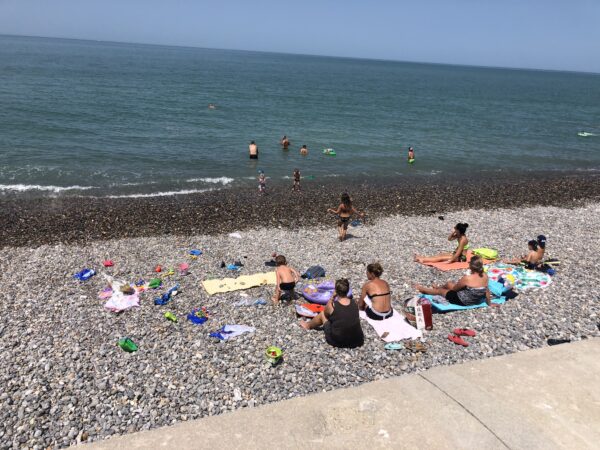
[186,177,234,185]
[104,188,214,199]
[0,184,96,193]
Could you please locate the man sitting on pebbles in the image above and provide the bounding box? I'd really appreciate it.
[299,278,364,348]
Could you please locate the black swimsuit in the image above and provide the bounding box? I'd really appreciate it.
[365,292,393,321]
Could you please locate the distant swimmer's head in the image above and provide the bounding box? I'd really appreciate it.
[302,145,307,149]
[527,239,539,251]
[455,223,469,235]
[251,140,255,145]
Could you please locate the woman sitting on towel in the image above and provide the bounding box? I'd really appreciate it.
[414,256,498,307]
[503,235,546,269]
[414,222,469,264]
[327,193,364,242]
[358,262,393,320]
[299,278,364,348]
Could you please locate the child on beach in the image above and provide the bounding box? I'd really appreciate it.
[272,255,300,304]
[258,170,266,194]
[292,168,301,191]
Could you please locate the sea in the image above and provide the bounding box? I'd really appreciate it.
[1,34,599,198]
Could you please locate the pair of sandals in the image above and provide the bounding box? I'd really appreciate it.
[448,328,476,347]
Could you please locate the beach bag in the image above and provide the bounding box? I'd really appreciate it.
[402,296,433,330]
[473,248,498,260]
[301,265,326,279]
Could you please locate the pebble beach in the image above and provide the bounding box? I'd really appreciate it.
[1,179,599,448]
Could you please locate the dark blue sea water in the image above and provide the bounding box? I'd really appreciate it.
[1,34,599,198]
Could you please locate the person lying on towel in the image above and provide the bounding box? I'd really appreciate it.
[358,262,393,320]
[299,278,364,348]
[414,222,470,264]
[414,256,500,307]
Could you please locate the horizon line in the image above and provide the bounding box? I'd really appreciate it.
[1,33,599,76]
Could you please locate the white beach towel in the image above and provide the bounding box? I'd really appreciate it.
[359,298,421,342]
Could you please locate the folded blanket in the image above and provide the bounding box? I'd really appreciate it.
[419,251,494,272]
[202,272,277,295]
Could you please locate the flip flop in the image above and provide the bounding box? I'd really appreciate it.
[404,340,427,353]
[384,342,404,351]
[453,328,476,337]
[448,335,469,347]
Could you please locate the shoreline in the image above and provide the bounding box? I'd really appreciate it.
[2,172,600,248]
[1,201,598,448]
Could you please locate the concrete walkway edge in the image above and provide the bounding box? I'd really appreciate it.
[85,338,600,449]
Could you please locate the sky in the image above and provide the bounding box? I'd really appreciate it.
[0,0,599,73]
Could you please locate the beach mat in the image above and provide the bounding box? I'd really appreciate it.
[486,263,552,290]
[421,294,506,312]
[202,272,276,296]
[420,251,494,271]
[359,308,422,342]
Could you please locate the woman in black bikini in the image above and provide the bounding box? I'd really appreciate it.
[299,278,364,348]
[327,193,364,242]
[358,263,393,320]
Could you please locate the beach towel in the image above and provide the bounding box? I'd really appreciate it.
[422,294,506,312]
[419,251,494,271]
[486,263,552,290]
[104,290,140,312]
[359,298,421,342]
[202,272,277,296]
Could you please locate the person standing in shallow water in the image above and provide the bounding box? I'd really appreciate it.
[249,141,258,159]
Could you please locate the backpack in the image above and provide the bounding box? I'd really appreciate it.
[301,265,326,279]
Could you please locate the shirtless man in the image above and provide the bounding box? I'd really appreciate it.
[249,141,258,159]
[272,255,300,304]
[300,144,308,155]
[280,136,290,149]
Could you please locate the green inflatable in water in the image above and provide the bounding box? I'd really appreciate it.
[408,158,415,164]
[323,148,336,156]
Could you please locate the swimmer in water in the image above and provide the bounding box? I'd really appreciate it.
[249,141,258,159]
[408,147,415,161]
[300,144,308,155]
[280,136,290,149]
[208,103,216,110]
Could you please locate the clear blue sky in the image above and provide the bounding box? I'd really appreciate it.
[1,0,599,73]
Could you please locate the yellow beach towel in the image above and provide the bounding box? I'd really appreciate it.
[202,272,277,296]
